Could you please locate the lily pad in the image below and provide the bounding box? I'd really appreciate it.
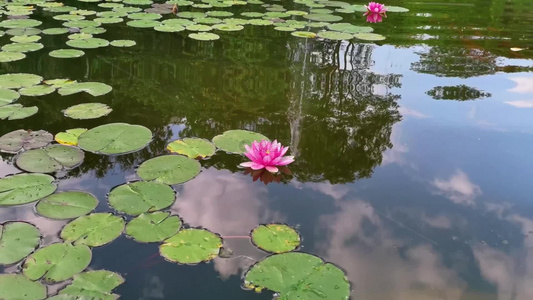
[61,213,125,247]
[189,32,219,40]
[126,212,181,242]
[0,222,40,265]
[251,224,300,253]
[58,82,112,96]
[317,30,353,40]
[43,27,69,35]
[274,26,296,32]
[291,31,317,38]
[354,32,386,41]
[50,49,84,58]
[55,270,124,299]
[108,181,175,215]
[55,128,87,146]
[194,17,223,25]
[10,35,40,43]
[23,243,92,283]
[19,85,56,96]
[0,89,20,106]
[68,33,93,40]
[128,12,162,20]
[248,19,273,26]
[206,11,233,17]
[387,6,409,12]
[154,24,185,32]
[54,14,85,21]
[110,40,136,47]
[244,252,350,299]
[0,274,46,300]
[212,23,244,31]
[44,79,77,88]
[114,6,142,13]
[124,0,153,5]
[212,129,269,154]
[162,19,194,26]
[177,11,206,19]
[66,38,109,49]
[36,191,97,220]
[137,155,201,185]
[0,51,26,62]
[6,28,41,36]
[0,129,52,153]
[241,12,264,18]
[0,73,42,89]
[2,42,43,53]
[0,19,42,28]
[16,144,85,173]
[81,27,106,34]
[327,23,373,33]
[159,228,222,264]
[95,17,124,24]
[303,13,342,22]
[63,103,112,120]
[126,19,161,28]
[63,20,101,28]
[186,24,213,32]
[167,138,215,158]
[0,104,38,120]
[78,123,152,155]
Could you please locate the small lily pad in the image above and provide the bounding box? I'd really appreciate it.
[177,11,206,19]
[58,82,112,96]
[0,73,42,89]
[241,12,264,18]
[0,19,42,28]
[291,31,317,38]
[212,130,269,154]
[50,49,85,58]
[128,12,162,20]
[124,0,153,5]
[63,103,112,119]
[23,243,92,283]
[16,144,85,173]
[110,39,136,47]
[55,270,124,299]
[137,155,201,185]
[0,222,40,265]
[248,19,273,26]
[317,30,353,40]
[159,228,222,264]
[2,42,43,53]
[212,23,244,31]
[0,51,26,62]
[186,24,213,32]
[0,104,38,120]
[0,274,46,300]
[54,14,85,21]
[354,32,386,41]
[61,213,125,247]
[95,17,124,24]
[251,224,300,253]
[36,191,97,220]
[0,89,20,106]
[55,128,87,146]
[78,123,152,155]
[81,27,106,34]
[6,28,41,36]
[10,35,41,43]
[304,13,342,22]
[19,85,56,96]
[108,181,176,215]
[66,38,109,49]
[0,129,53,153]
[126,19,161,28]
[154,24,185,32]
[163,19,194,26]
[194,17,223,25]
[274,26,296,32]
[189,32,219,40]
[126,212,181,242]
[167,138,216,158]
[68,33,93,40]
[206,11,233,17]
[43,27,69,35]
[63,20,101,28]
[114,6,142,13]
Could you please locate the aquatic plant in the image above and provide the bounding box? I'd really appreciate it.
[364,2,387,23]
[240,140,294,173]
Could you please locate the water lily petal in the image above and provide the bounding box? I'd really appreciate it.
[250,162,265,170]
[265,166,279,173]
[277,156,294,166]
[240,162,256,168]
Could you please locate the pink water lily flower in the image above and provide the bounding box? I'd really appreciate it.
[364,2,387,23]
[366,12,384,23]
[240,140,294,173]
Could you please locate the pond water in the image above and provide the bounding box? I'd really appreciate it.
[0,0,532,299]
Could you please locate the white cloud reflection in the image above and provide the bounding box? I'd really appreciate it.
[508,77,533,94]
[432,170,481,206]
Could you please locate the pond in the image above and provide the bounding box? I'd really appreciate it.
[0,0,532,298]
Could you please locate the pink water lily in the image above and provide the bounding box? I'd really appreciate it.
[366,12,384,23]
[240,140,294,173]
[364,2,387,23]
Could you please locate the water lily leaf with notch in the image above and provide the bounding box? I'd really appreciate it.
[124,0,153,5]
[0,104,38,120]
[16,144,85,173]
[212,130,269,154]
[167,138,215,158]
[23,242,92,283]
[6,28,41,36]
[94,17,124,24]
[61,213,125,247]
[274,26,296,32]
[0,89,19,106]
[212,23,244,31]
[113,6,142,13]
[244,252,350,300]
[354,32,386,41]
[78,123,152,155]
[63,103,112,120]
[66,38,110,49]
[304,13,342,22]
[0,274,46,300]
[36,191,97,219]
[291,31,317,38]
[68,33,93,40]
[162,19,194,26]
[0,129,53,153]
[137,155,201,185]
[241,12,264,18]
[63,20,101,28]
[160,228,222,264]
[70,9,96,16]
[58,82,112,96]
[128,12,162,20]
[317,30,353,40]
[43,27,69,35]
[97,11,127,18]
[10,35,41,43]
[310,8,333,14]
[81,27,106,34]
[0,19,42,28]
[186,24,213,32]
[0,51,26,62]
[0,222,40,265]
[1,42,43,53]
[387,6,409,12]
[0,73,42,89]
[126,20,161,28]
[108,181,175,215]
[126,212,181,242]
[177,11,206,19]
[50,49,85,58]
[154,24,185,32]
[206,11,233,17]
[55,128,87,146]
[19,85,56,96]
[44,79,77,88]
[251,224,300,253]
[223,18,248,25]
[194,17,223,25]
[327,23,373,33]
[110,40,136,47]
[54,270,124,299]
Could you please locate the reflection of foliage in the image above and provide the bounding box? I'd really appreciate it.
[427,85,491,101]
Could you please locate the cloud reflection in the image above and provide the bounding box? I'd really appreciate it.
[432,170,481,206]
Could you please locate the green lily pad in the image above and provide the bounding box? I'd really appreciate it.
[241,12,264,18]
[50,49,85,58]
[0,104,38,120]
[128,12,162,20]
[327,23,373,33]
[10,35,40,43]
[100,3,124,8]
[68,33,93,40]
[2,42,43,53]
[66,38,110,49]
[212,23,244,31]
[189,32,219,40]
[44,79,77,88]
[354,32,386,41]
[177,11,206,19]
[0,19,42,29]
[15,144,85,173]
[348,4,367,12]
[110,39,136,47]
[63,20,101,28]
[71,9,96,16]
[55,270,124,299]
[23,243,92,283]
[55,128,87,146]
[6,28,41,36]
[251,224,300,253]
[81,27,106,34]
[186,24,213,32]
[162,19,194,26]
[0,51,26,62]
[126,19,161,28]
[212,130,269,154]
[206,11,233,17]
[248,19,273,26]
[387,6,409,12]
[36,191,97,220]
[114,6,142,13]
[43,27,69,35]
[0,89,20,106]
[286,10,308,16]
[124,0,153,5]
[78,123,152,155]
[194,17,223,25]
[323,1,350,8]
[274,26,296,32]
[244,252,350,299]
[310,8,333,14]
[54,14,85,21]
[264,12,290,18]
[0,73,42,89]
[0,274,46,300]
[0,129,52,153]
[159,228,222,264]
[126,212,181,242]
[46,6,77,13]
[97,11,127,18]
[94,17,124,24]
[61,213,125,247]
[63,103,112,119]
[154,24,185,32]
[317,30,353,40]
[137,155,201,185]
[58,82,112,96]
[335,8,355,13]
[224,18,248,25]
[304,13,342,22]
[167,138,216,158]
[0,222,40,265]
[108,181,175,215]
[19,85,56,96]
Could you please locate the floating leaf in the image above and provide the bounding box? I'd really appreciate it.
[274,26,296,32]
[44,79,77,88]
[36,191,97,220]
[49,49,85,58]
[126,212,181,242]
[317,30,353,40]
[194,17,223,25]
[0,104,38,120]
[66,38,109,49]
[43,27,69,35]
[0,89,20,106]
[23,243,91,283]
[189,32,219,40]
[162,18,194,26]
[0,222,40,265]
[58,82,112,96]
[251,224,300,253]
[0,51,26,62]
[212,23,244,31]
[304,13,342,22]
[55,270,124,299]
[291,31,317,38]
[206,11,233,17]
[510,47,525,52]
[248,19,273,26]
[327,23,373,33]
[124,0,153,5]
[2,42,43,53]
[54,14,85,21]
[241,12,264,18]
[19,85,56,96]
[6,28,41,36]
[95,17,123,24]
[354,32,386,41]
[128,12,162,20]
[0,129,52,153]
[71,9,96,16]
[114,6,142,13]
[167,138,215,158]
[108,181,175,215]
[0,19,42,29]
[78,123,152,155]
[63,103,112,120]
[68,33,93,40]
[63,20,101,28]
[310,8,333,14]
[110,39,136,47]
[186,24,213,32]
[386,6,409,12]
[154,24,185,32]
[54,128,87,146]
[81,27,106,34]
[126,19,161,28]
[0,73,42,89]
[177,11,206,19]
[0,274,46,300]
[10,35,41,43]
[137,155,201,185]
[16,145,84,173]
[224,18,248,25]
[212,130,269,154]
[61,213,125,247]
[244,252,350,299]
[160,228,222,264]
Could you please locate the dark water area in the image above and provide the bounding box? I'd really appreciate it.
[1,0,533,299]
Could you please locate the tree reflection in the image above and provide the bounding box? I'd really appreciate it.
[426,85,491,101]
